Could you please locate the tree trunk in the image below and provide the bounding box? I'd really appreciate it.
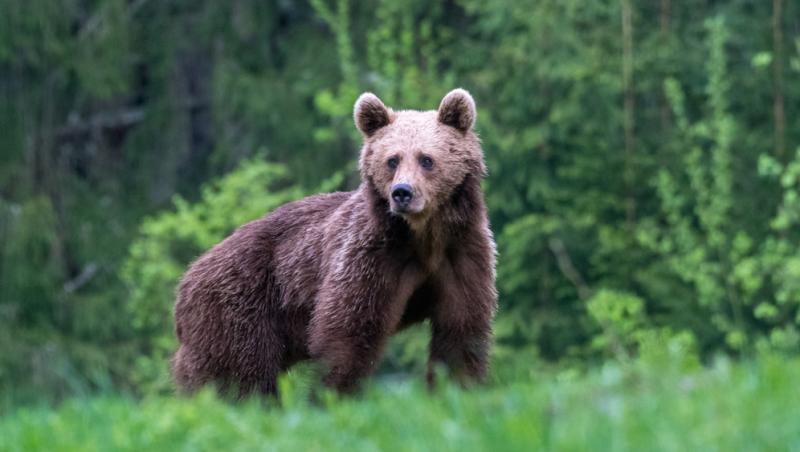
[772,0,786,159]
[659,0,671,133]
[621,0,636,225]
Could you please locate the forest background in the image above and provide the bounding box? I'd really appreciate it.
[2,0,800,413]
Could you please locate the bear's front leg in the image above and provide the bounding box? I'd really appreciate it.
[308,299,401,393]
[427,252,497,388]
[310,317,390,393]
[309,264,420,393]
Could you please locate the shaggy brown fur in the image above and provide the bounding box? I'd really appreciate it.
[172,89,497,397]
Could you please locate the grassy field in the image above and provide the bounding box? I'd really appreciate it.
[1,354,799,452]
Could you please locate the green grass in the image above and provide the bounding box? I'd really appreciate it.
[1,355,799,452]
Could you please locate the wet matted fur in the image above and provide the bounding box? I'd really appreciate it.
[172,89,497,397]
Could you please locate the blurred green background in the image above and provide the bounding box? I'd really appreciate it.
[2,0,800,436]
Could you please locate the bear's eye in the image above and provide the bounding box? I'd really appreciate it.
[419,156,434,170]
[387,157,399,170]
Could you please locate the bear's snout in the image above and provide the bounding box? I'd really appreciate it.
[391,183,414,210]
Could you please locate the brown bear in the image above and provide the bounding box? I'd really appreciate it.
[172,89,497,397]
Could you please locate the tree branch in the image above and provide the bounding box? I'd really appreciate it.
[548,237,592,301]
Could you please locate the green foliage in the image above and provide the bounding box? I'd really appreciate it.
[3,0,800,405]
[637,18,800,354]
[587,289,646,358]
[1,353,799,451]
[587,289,698,368]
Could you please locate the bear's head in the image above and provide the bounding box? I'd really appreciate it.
[354,89,485,229]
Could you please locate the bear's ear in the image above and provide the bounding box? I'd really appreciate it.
[354,93,391,137]
[437,88,476,132]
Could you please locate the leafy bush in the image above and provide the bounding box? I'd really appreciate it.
[636,19,800,354]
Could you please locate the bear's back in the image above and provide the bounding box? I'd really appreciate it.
[176,191,353,316]
[267,191,356,308]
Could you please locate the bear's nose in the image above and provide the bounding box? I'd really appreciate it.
[391,183,414,207]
